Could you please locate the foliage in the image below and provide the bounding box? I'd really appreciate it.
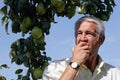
[0,0,115,79]
[0,64,9,69]
[0,64,9,80]
[0,76,6,80]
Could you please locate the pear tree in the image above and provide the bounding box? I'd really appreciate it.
[0,0,115,79]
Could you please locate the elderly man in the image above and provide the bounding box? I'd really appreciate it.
[42,16,120,80]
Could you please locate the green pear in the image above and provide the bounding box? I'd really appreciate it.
[36,2,46,15]
[31,26,42,39]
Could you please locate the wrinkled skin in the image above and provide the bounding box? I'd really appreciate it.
[72,21,105,72]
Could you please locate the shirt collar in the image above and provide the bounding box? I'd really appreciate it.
[79,55,106,73]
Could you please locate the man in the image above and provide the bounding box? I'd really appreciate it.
[42,16,120,80]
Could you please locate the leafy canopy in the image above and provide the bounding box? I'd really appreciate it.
[0,0,115,79]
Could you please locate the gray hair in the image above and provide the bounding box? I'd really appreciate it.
[74,16,105,38]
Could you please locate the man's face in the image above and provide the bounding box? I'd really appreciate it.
[76,21,101,57]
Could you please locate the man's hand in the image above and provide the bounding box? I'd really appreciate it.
[72,42,90,65]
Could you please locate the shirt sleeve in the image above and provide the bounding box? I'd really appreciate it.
[42,59,68,80]
[111,68,120,80]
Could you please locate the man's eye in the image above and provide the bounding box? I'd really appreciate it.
[86,32,95,37]
[77,32,82,35]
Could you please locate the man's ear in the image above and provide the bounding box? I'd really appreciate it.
[99,35,105,45]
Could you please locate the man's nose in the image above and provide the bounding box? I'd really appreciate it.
[80,33,87,41]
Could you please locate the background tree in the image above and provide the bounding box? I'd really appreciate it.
[0,0,115,80]
[0,64,9,80]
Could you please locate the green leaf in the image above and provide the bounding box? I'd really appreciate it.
[11,21,21,33]
[15,69,23,74]
[0,64,9,69]
[66,4,76,19]
[17,75,23,79]
[1,16,8,25]
[107,4,113,12]
[17,0,25,11]
[47,57,52,61]
[5,21,9,35]
[41,62,49,70]
[110,0,116,6]
[0,76,6,80]
[0,6,7,15]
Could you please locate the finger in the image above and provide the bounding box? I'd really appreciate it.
[81,45,89,50]
[77,42,88,47]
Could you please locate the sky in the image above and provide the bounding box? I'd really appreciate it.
[0,0,120,80]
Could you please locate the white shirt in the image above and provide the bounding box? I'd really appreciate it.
[42,57,120,80]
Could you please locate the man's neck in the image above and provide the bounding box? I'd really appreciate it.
[84,54,99,73]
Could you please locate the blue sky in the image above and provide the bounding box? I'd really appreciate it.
[0,0,120,79]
